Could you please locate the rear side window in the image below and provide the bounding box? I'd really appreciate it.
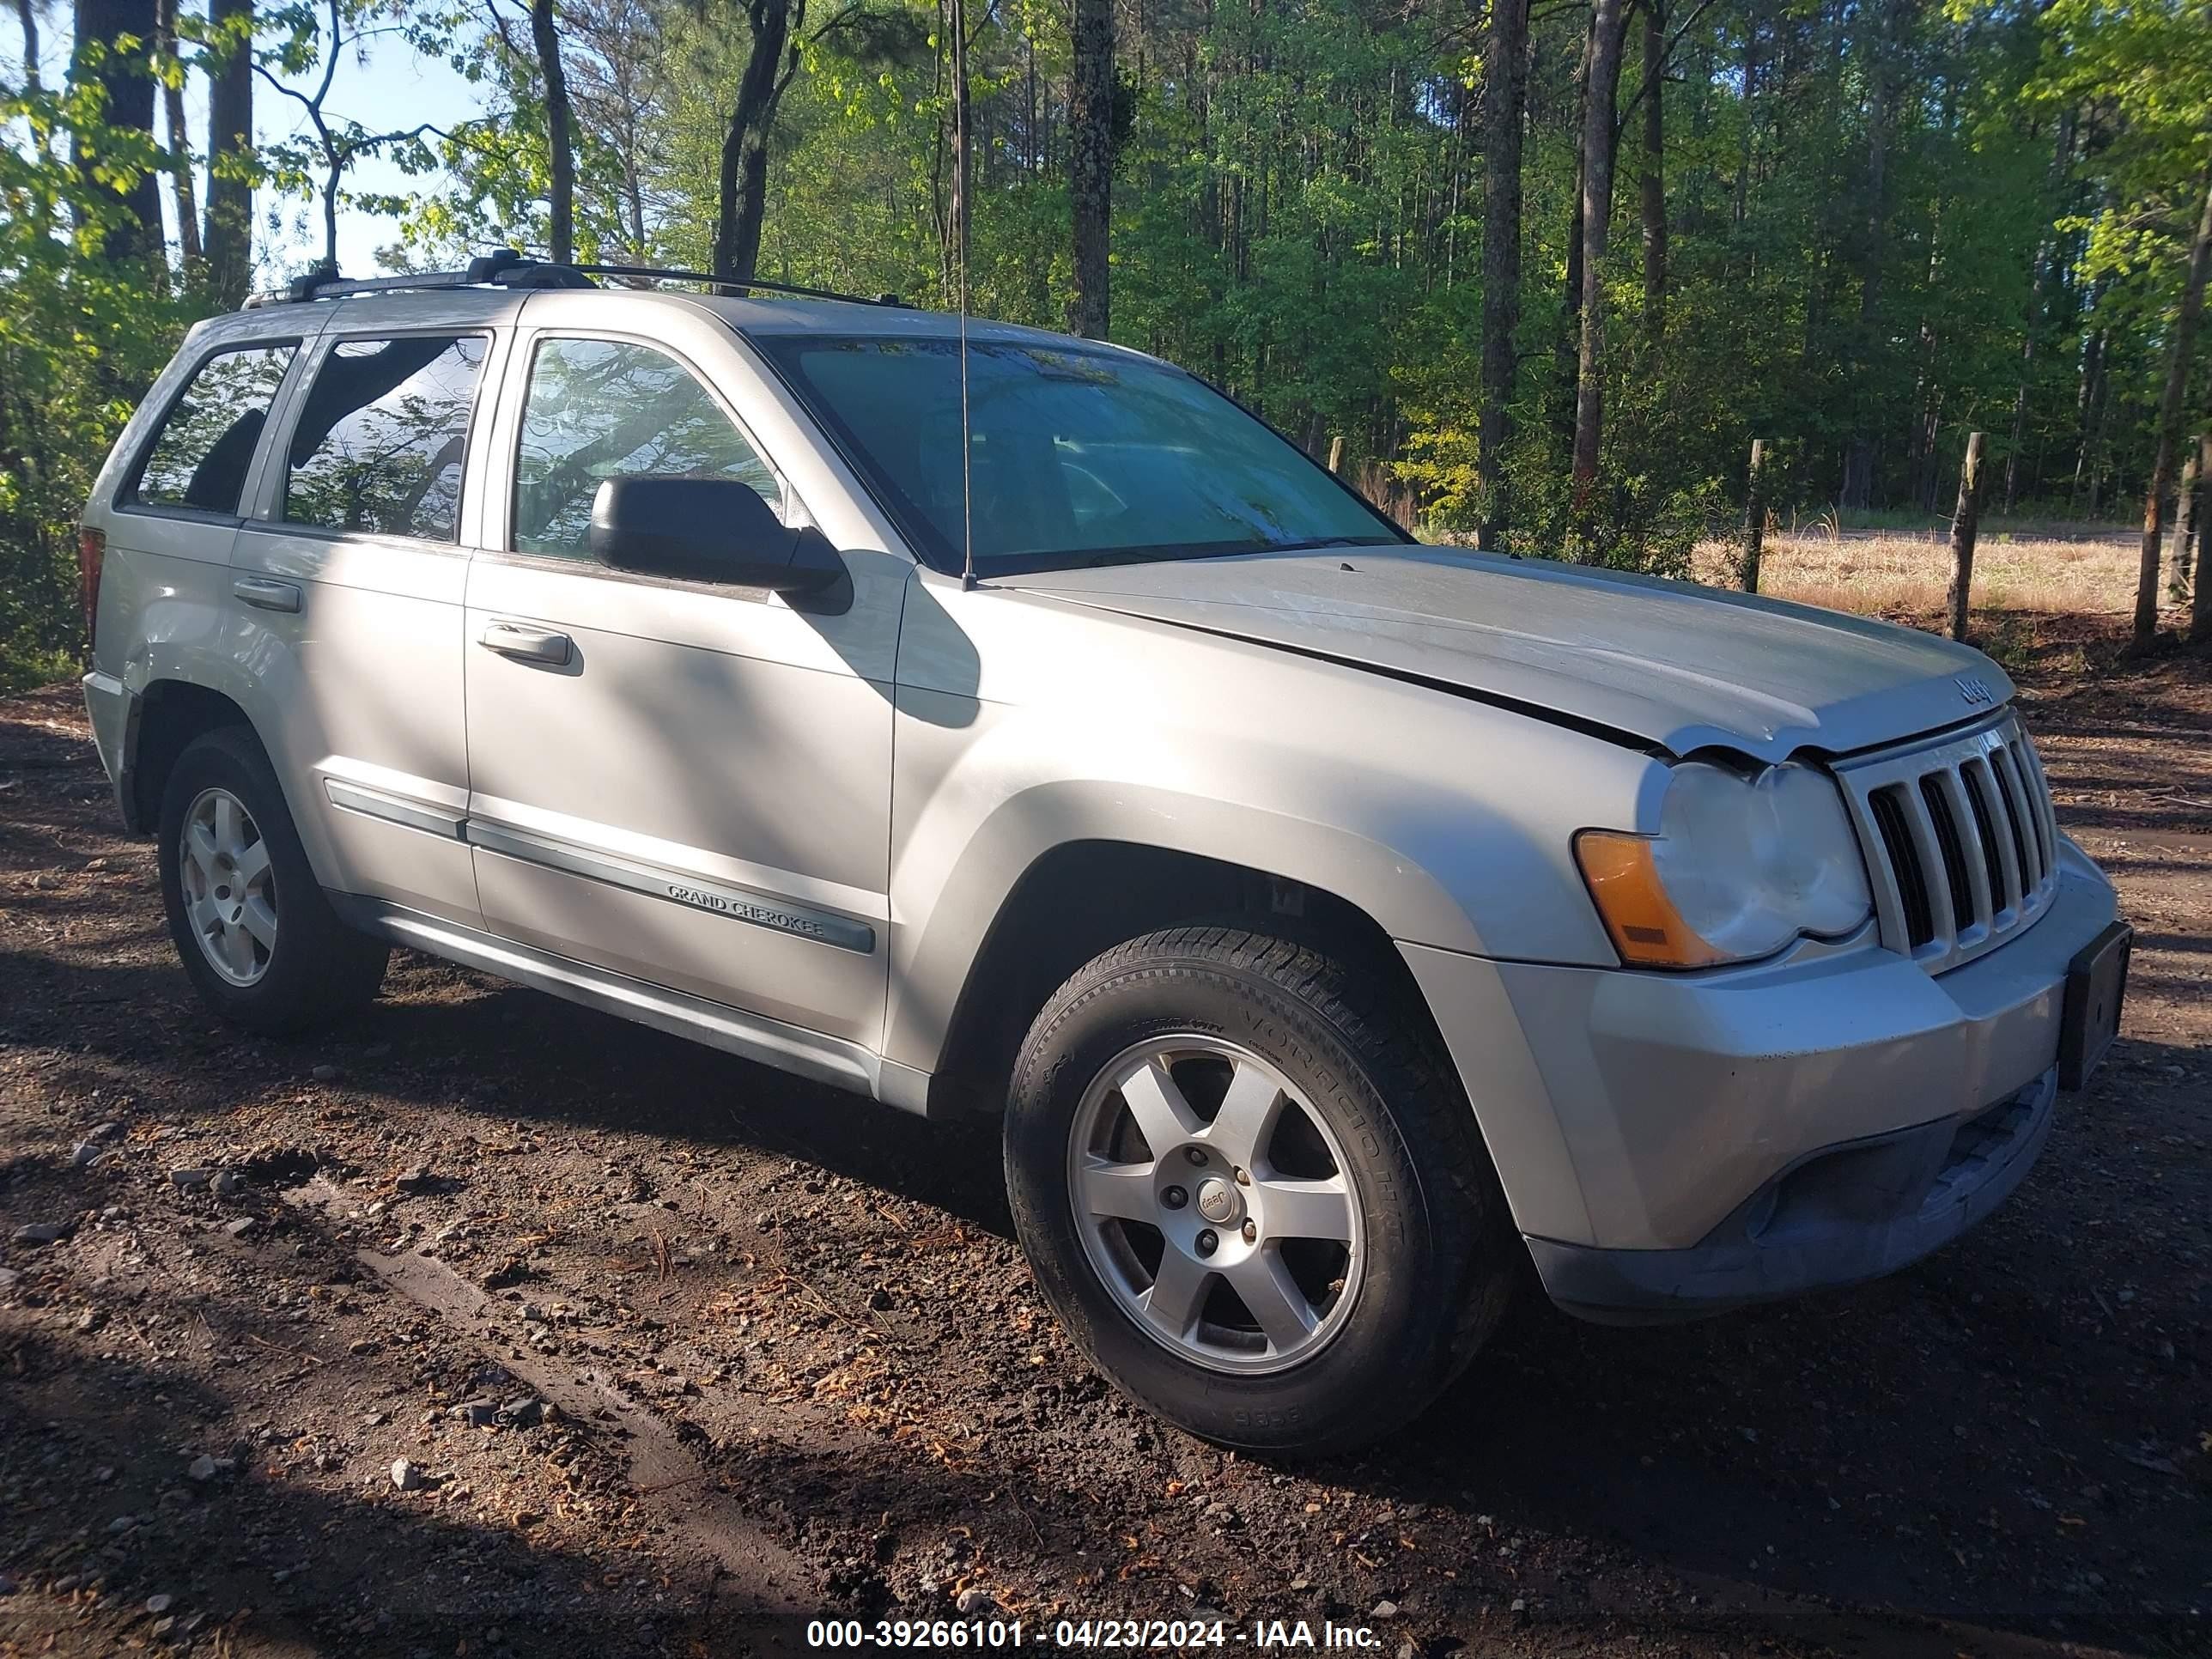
[130,343,295,514]
[512,337,781,561]
[284,334,487,541]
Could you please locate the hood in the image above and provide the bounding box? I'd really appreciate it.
[996,545,2012,763]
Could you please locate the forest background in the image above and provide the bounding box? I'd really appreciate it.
[3,0,2209,689]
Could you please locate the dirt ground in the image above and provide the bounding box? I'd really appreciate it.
[2,617,2206,1659]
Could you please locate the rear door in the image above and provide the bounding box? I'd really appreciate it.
[459,295,901,1048]
[229,296,509,926]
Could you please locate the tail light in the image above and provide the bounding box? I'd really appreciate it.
[77,525,106,654]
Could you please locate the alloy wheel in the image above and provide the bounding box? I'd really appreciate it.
[179,786,277,987]
[1067,1036,1364,1375]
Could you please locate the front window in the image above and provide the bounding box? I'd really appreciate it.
[512,337,783,562]
[751,335,1405,575]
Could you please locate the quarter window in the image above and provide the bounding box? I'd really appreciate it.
[513,337,781,562]
[131,344,295,514]
[284,334,487,541]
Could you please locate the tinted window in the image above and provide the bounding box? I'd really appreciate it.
[513,337,781,561]
[753,335,1401,575]
[131,344,295,514]
[284,334,486,541]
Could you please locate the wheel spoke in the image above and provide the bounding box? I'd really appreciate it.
[233,837,270,885]
[240,896,278,950]
[1141,1246,1212,1339]
[188,895,222,940]
[1224,1249,1320,1354]
[213,794,242,857]
[185,821,221,883]
[1116,1058,1203,1159]
[1079,1158,1158,1224]
[222,921,256,980]
[1255,1175,1355,1243]
[1206,1060,1282,1167]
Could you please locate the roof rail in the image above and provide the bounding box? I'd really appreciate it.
[243,247,908,311]
[568,261,908,308]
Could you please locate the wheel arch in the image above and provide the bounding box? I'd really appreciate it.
[125,679,262,834]
[915,837,1449,1118]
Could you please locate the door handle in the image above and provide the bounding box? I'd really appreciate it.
[478,620,574,666]
[233,576,302,613]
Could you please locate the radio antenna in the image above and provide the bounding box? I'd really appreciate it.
[952,0,976,589]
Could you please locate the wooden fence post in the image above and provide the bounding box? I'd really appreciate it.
[1740,438,1766,592]
[1327,434,1346,475]
[2171,433,2204,602]
[1946,431,1987,641]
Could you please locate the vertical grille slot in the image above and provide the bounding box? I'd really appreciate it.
[1869,785,1935,948]
[2017,736,2057,875]
[1990,746,2039,891]
[1919,774,1977,932]
[1961,760,2014,912]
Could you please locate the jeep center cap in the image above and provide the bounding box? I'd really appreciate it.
[1194,1176,1241,1225]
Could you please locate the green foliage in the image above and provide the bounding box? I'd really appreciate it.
[0,70,199,691]
[5,0,2209,689]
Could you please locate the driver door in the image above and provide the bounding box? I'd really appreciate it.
[461,300,899,1048]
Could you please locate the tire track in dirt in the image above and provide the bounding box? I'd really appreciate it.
[283,1176,821,1640]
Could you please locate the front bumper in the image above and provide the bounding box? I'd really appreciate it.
[1401,838,2118,1321]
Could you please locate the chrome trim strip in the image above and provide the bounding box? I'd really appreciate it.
[324,778,467,839]
[335,898,884,1097]
[465,819,878,955]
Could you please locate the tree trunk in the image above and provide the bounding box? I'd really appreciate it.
[204,0,253,307]
[1553,15,1591,451]
[1740,437,1765,591]
[1570,0,1629,514]
[529,0,575,264]
[1475,0,1528,550]
[2005,109,2074,513]
[1068,0,1115,337]
[70,0,167,271]
[2172,433,2204,602]
[2191,434,2212,645]
[713,0,800,286]
[1946,430,1984,641]
[2134,163,2212,647]
[1839,0,1905,510]
[155,0,201,267]
[1639,0,1666,343]
[15,0,41,101]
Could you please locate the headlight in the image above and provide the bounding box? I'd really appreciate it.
[1575,761,1872,969]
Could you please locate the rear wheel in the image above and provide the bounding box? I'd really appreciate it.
[1005,927,1517,1454]
[158,726,388,1035]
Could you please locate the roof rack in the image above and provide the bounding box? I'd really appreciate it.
[244,247,909,311]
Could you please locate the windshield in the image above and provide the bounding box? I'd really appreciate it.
[751,334,1407,575]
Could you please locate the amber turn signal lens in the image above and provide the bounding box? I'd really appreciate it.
[1572,830,1725,969]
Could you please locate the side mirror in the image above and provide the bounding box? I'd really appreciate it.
[587,476,840,592]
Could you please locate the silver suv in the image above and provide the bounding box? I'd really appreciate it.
[78,254,2131,1453]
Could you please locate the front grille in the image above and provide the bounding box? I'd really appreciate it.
[1835,712,2061,973]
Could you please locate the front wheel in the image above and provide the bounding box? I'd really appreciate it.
[1004,927,1517,1454]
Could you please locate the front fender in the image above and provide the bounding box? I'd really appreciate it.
[880,580,1664,1074]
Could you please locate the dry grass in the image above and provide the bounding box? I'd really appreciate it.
[1688,521,2151,622]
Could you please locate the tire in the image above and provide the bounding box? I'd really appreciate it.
[1005,926,1517,1455]
[157,725,389,1036]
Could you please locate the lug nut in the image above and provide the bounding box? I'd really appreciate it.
[1241,1219,1257,1243]
[1161,1185,1188,1211]
[1183,1146,1207,1166]
[1194,1230,1218,1257]
[1234,1167,1250,1186]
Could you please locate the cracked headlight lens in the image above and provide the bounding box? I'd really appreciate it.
[1575,761,1873,969]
